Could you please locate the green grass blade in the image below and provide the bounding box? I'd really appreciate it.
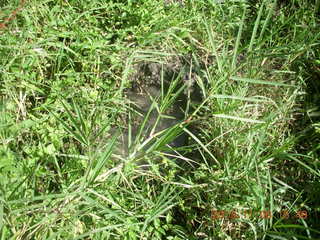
[232,6,247,70]
[72,99,88,141]
[231,76,294,87]
[87,134,118,185]
[248,0,265,52]
[211,94,272,103]
[205,20,223,74]
[259,0,277,39]
[48,107,88,146]
[287,155,320,177]
[212,113,265,124]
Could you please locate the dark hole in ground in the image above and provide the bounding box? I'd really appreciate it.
[108,58,207,171]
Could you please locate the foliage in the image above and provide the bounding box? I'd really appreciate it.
[0,0,319,239]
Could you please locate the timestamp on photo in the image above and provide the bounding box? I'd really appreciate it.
[211,209,308,220]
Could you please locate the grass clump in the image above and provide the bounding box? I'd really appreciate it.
[1,0,319,239]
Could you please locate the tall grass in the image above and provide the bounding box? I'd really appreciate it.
[0,0,319,239]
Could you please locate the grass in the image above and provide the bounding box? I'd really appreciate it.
[0,0,320,239]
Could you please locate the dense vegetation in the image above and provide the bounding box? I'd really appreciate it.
[0,0,319,239]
